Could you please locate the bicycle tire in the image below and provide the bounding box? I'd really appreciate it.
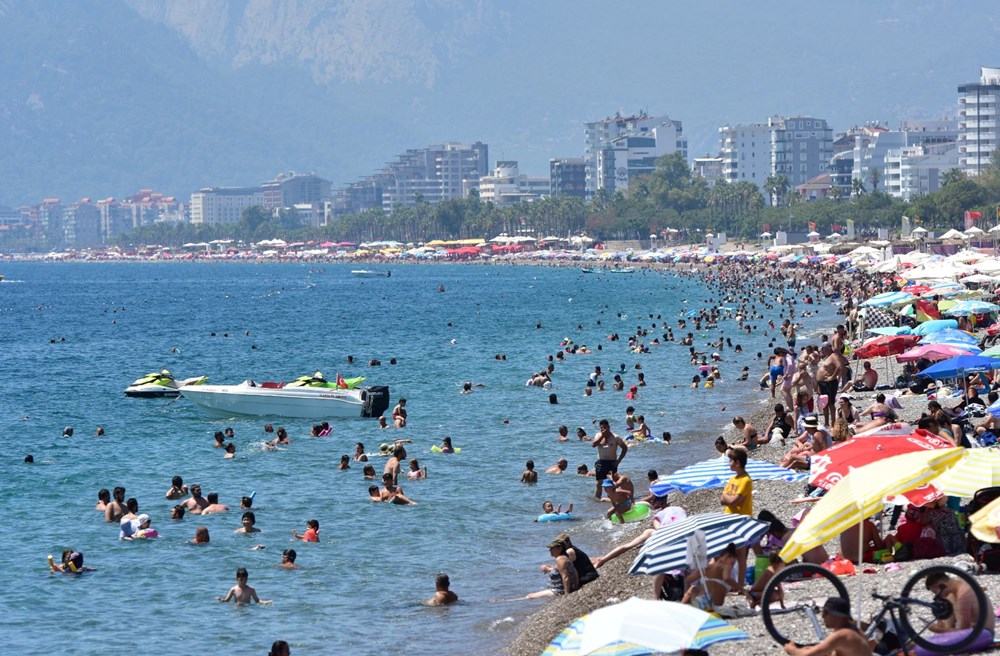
[762,562,850,647]
[898,564,988,654]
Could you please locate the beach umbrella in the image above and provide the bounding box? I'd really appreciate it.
[861,291,914,307]
[853,334,920,359]
[962,274,999,284]
[885,484,945,507]
[867,326,913,336]
[943,300,1000,316]
[980,345,1000,359]
[919,328,980,348]
[912,318,958,335]
[917,355,1000,380]
[649,456,807,496]
[629,513,769,576]
[930,449,1000,498]
[543,599,748,656]
[896,343,977,362]
[780,447,965,563]
[808,430,956,491]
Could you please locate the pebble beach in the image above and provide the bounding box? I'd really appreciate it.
[505,259,1000,656]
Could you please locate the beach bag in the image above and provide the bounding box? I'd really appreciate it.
[824,554,856,576]
[658,574,685,601]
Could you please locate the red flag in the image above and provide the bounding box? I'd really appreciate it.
[808,221,817,231]
[763,224,770,232]
[832,224,841,232]
[336,373,348,389]
[965,210,983,230]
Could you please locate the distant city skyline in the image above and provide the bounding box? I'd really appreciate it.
[0,0,998,206]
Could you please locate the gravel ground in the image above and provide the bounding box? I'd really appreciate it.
[506,353,1000,656]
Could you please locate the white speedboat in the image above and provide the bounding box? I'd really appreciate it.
[179,374,390,419]
[351,270,391,278]
[125,370,208,398]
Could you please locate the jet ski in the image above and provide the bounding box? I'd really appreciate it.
[125,370,208,398]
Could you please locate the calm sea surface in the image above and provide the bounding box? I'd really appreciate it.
[0,262,838,655]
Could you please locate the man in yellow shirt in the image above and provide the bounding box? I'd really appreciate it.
[720,448,753,585]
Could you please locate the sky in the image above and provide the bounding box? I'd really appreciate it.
[2,0,1000,203]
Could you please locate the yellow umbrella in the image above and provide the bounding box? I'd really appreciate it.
[931,449,1000,498]
[780,447,964,562]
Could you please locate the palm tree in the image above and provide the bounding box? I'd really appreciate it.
[869,167,881,194]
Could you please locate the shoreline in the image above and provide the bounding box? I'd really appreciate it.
[502,259,1000,656]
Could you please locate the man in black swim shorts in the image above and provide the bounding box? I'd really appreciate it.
[592,419,628,500]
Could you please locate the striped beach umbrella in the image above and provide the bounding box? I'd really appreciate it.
[931,449,1000,498]
[943,300,1000,316]
[544,599,747,655]
[650,456,807,496]
[629,512,770,576]
[780,447,964,562]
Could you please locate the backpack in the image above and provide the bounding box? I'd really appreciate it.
[965,486,1000,572]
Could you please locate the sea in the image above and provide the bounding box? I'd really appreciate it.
[0,261,841,655]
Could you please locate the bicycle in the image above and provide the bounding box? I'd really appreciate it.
[760,562,989,654]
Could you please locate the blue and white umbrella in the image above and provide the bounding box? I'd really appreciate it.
[650,456,807,495]
[629,513,770,576]
[861,291,914,307]
[919,328,980,348]
[943,300,1000,316]
[918,354,1000,380]
[913,319,958,335]
[868,326,913,336]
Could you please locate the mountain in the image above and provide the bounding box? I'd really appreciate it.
[0,0,998,206]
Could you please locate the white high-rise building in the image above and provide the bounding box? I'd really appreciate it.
[190,187,264,225]
[883,142,959,201]
[719,116,833,198]
[583,112,686,196]
[958,66,1000,176]
[473,161,549,206]
[851,120,957,192]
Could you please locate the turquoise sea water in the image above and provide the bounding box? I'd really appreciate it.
[0,262,838,655]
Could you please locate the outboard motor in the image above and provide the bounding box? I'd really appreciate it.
[361,386,390,418]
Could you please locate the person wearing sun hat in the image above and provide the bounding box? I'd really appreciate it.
[783,596,872,655]
[523,537,579,599]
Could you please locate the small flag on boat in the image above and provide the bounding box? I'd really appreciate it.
[336,373,348,389]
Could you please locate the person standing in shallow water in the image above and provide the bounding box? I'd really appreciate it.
[591,419,628,500]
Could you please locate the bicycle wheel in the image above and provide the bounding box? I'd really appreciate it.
[761,562,850,647]
[898,564,989,654]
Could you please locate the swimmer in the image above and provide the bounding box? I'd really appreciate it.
[380,473,416,505]
[521,460,538,483]
[213,431,225,448]
[24,454,34,463]
[439,437,455,453]
[426,573,459,606]
[337,455,351,471]
[353,442,368,462]
[545,458,568,474]
[224,443,236,458]
[96,488,110,511]
[201,492,229,515]
[576,427,590,441]
[234,511,261,534]
[406,458,427,480]
[291,519,319,542]
[50,549,93,574]
[215,567,271,605]
[240,495,253,510]
[280,548,299,569]
[62,426,73,438]
[362,464,377,479]
[165,476,188,500]
[536,501,573,520]
[577,464,595,476]
[368,485,383,501]
[557,425,570,442]
[191,526,210,544]
[171,505,186,520]
[392,398,407,428]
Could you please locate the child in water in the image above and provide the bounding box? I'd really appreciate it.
[536,501,573,520]
[292,519,319,542]
[215,567,271,605]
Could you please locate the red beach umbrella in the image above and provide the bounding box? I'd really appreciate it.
[853,334,921,359]
[809,429,955,490]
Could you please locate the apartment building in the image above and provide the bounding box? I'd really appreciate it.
[958,66,1000,176]
[584,112,686,196]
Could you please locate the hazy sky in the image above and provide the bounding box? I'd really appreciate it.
[2,0,1000,202]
